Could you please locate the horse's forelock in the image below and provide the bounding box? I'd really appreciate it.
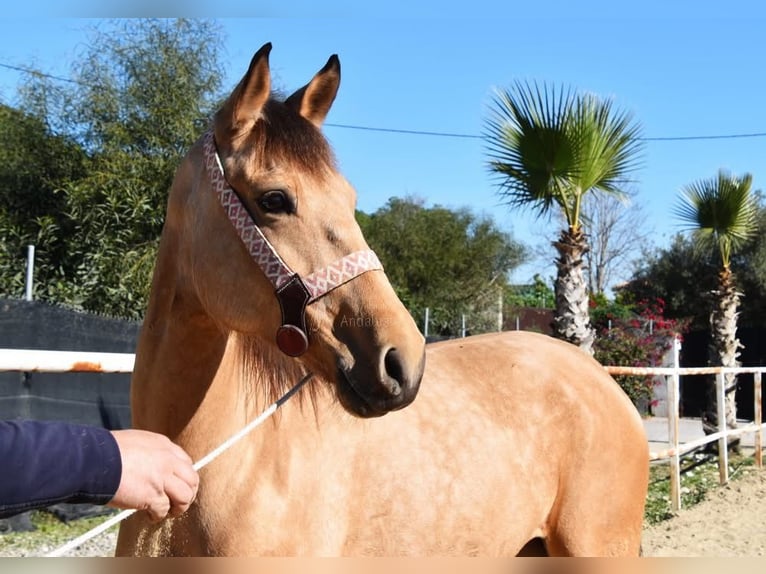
[247,97,336,176]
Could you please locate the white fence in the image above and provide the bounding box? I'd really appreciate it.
[0,349,134,373]
[604,337,765,511]
[1,345,764,513]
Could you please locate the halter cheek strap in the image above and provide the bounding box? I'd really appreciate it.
[201,131,383,357]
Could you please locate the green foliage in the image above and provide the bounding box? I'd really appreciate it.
[733,198,766,326]
[0,19,224,318]
[675,170,758,269]
[0,105,87,301]
[357,196,526,336]
[620,235,717,331]
[645,454,709,525]
[484,80,643,351]
[505,273,554,309]
[589,291,633,326]
[644,453,755,525]
[484,81,643,228]
[592,296,687,408]
[623,195,766,331]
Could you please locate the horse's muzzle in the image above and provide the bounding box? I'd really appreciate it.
[336,348,425,418]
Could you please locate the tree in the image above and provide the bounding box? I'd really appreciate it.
[505,273,554,309]
[484,82,643,353]
[618,235,714,330]
[675,169,759,435]
[581,190,651,296]
[621,197,766,332]
[12,19,224,318]
[357,196,526,336]
[0,104,87,301]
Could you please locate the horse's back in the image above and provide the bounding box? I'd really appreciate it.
[425,330,643,417]
[421,330,648,484]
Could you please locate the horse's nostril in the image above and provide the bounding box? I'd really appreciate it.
[383,347,406,397]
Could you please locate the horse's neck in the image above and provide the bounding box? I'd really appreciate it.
[130,230,313,447]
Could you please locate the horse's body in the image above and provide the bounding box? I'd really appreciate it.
[115,44,648,557]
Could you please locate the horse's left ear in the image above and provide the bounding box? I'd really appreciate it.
[215,42,272,141]
[286,55,340,128]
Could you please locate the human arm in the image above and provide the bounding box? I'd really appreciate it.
[0,421,198,521]
[0,420,121,518]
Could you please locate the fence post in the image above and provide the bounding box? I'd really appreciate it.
[423,307,429,338]
[25,245,35,301]
[497,288,503,332]
[716,371,729,485]
[668,336,681,512]
[755,371,763,469]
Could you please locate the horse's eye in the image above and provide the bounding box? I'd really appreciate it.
[258,190,291,214]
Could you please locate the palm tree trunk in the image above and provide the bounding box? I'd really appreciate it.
[703,268,742,443]
[552,226,595,354]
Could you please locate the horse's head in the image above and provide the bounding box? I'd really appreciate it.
[181,43,425,417]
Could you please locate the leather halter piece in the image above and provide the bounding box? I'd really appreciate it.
[202,131,384,357]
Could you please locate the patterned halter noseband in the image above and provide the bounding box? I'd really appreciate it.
[202,131,384,357]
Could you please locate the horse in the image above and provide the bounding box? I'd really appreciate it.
[115,43,649,557]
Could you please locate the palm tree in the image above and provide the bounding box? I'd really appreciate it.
[675,170,758,435]
[484,82,643,354]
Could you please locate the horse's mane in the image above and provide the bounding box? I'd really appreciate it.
[236,331,325,418]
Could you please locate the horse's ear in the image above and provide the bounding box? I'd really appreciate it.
[216,42,272,138]
[285,54,340,128]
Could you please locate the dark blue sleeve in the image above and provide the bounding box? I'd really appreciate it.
[0,420,123,518]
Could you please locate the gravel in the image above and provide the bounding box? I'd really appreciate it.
[0,523,117,557]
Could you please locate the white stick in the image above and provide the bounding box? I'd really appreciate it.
[44,373,312,557]
[44,509,136,557]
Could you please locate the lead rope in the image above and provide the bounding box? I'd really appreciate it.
[44,373,314,558]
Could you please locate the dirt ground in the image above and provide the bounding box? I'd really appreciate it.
[642,467,766,556]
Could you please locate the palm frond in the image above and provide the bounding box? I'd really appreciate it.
[484,81,580,221]
[569,94,644,196]
[675,170,758,267]
[484,81,643,228]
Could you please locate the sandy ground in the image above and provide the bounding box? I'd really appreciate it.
[642,467,766,556]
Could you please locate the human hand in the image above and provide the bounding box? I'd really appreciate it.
[108,429,199,522]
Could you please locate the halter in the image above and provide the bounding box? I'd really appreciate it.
[202,131,383,357]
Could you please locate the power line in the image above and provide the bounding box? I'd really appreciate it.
[3,60,766,143]
[325,122,482,139]
[327,122,766,142]
[0,62,83,87]
[642,132,766,142]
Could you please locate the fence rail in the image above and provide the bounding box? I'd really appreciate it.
[604,337,766,511]
[0,349,135,373]
[1,344,764,513]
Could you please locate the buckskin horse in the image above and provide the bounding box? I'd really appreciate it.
[115,43,649,557]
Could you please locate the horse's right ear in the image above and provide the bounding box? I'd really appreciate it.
[215,43,272,140]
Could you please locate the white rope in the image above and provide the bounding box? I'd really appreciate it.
[44,374,313,557]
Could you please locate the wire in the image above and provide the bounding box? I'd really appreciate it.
[326,122,766,142]
[4,60,766,143]
[325,122,483,139]
[0,62,84,86]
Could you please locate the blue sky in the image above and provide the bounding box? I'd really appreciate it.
[1,7,765,287]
